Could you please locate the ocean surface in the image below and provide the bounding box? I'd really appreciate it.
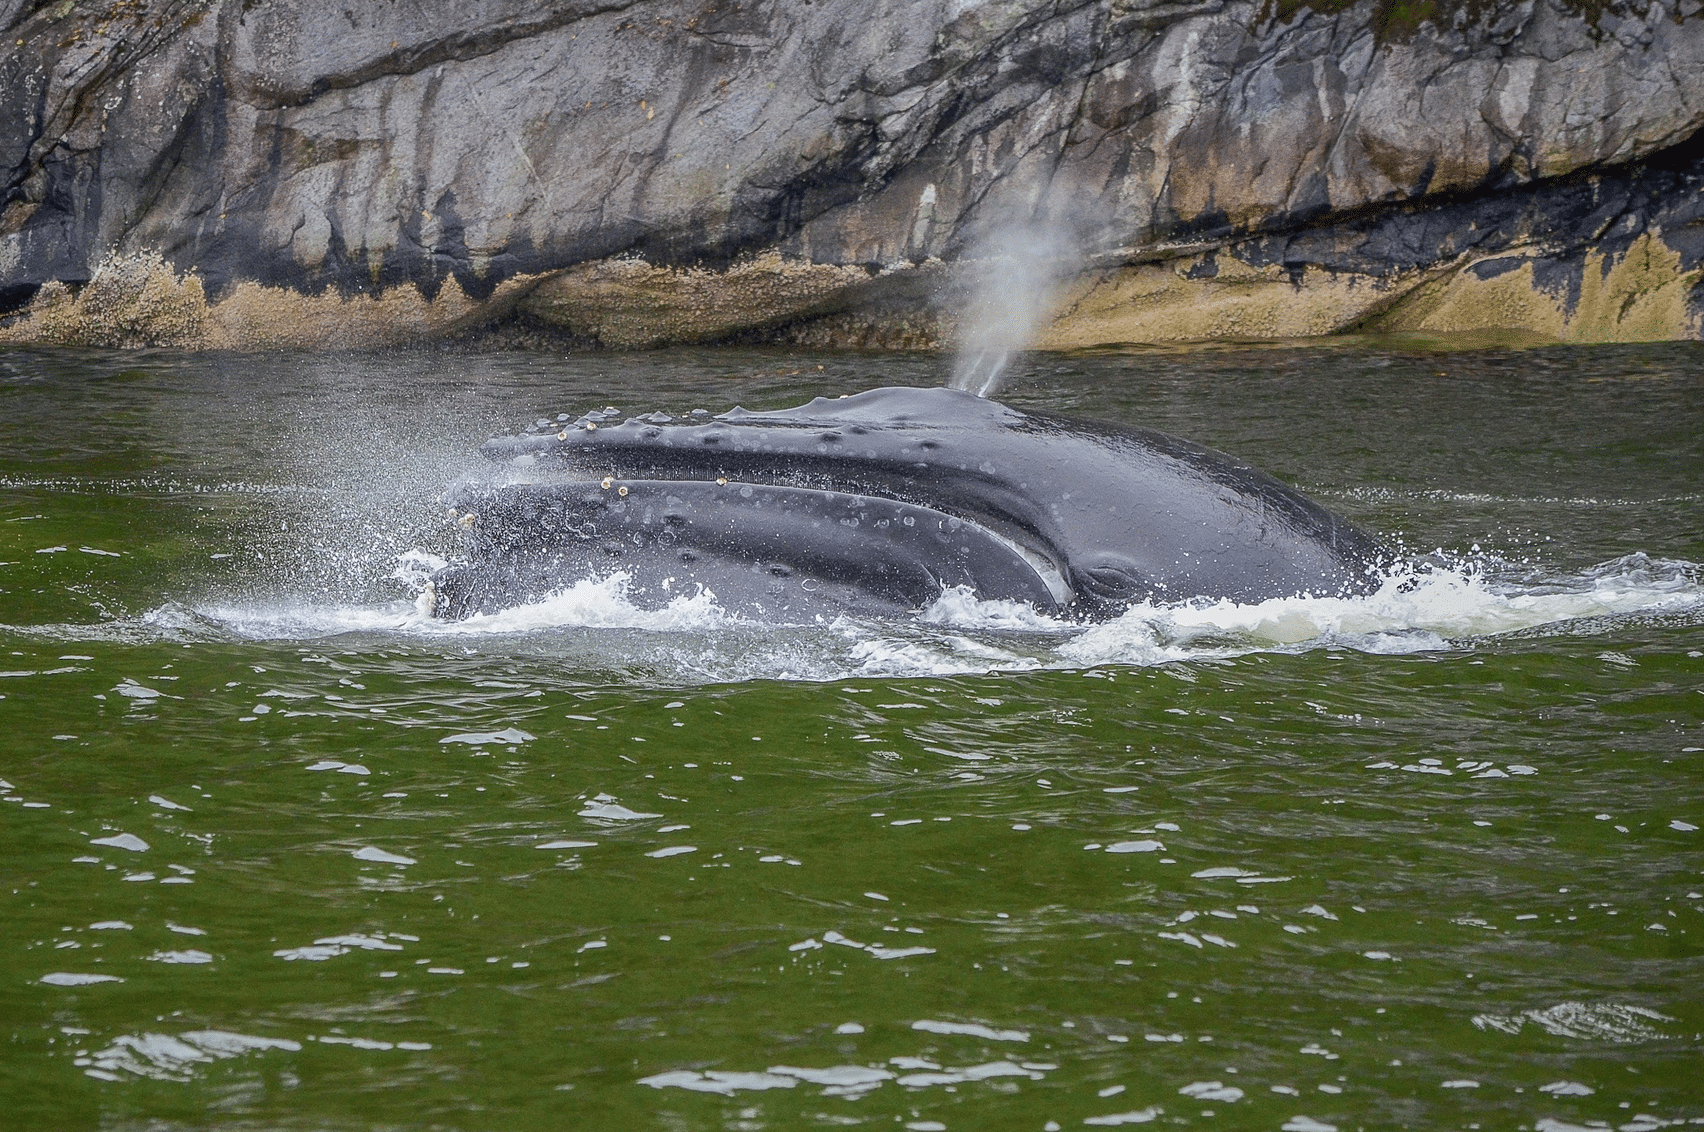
[1,340,1700,1131]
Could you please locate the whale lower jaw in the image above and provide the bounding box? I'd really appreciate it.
[433,477,1072,621]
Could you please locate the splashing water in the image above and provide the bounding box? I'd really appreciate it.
[55,551,1689,685]
[188,571,745,643]
[1052,553,1702,668]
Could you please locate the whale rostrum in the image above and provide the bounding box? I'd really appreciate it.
[430,386,1385,621]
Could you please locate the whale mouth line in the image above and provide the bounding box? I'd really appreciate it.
[977,523,1074,606]
[457,468,1077,600]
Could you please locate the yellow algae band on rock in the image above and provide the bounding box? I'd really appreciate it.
[0,249,916,352]
[1035,228,1704,349]
[0,252,549,351]
[4,227,1699,352]
[1371,232,1704,344]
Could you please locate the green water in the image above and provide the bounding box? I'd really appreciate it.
[2,343,1701,1131]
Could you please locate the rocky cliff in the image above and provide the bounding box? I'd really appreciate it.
[2,0,1701,349]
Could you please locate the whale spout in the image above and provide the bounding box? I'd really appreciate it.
[431,386,1384,621]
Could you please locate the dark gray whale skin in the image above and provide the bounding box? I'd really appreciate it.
[431,386,1384,621]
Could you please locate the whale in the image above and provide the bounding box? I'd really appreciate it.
[428,386,1384,621]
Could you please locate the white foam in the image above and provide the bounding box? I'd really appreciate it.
[920,585,1070,631]
[196,571,741,641]
[391,550,449,587]
[1059,554,1702,667]
[843,633,1041,679]
[35,553,1699,685]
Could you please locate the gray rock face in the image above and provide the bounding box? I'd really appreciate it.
[2,0,1701,346]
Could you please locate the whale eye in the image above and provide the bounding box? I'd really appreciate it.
[1078,554,1149,600]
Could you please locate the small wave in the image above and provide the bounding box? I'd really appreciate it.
[1343,485,1704,507]
[1058,553,1701,667]
[195,572,743,641]
[1472,1001,1675,1043]
[843,631,1045,679]
[5,554,1696,683]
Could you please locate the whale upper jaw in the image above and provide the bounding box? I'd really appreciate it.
[432,386,1385,621]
